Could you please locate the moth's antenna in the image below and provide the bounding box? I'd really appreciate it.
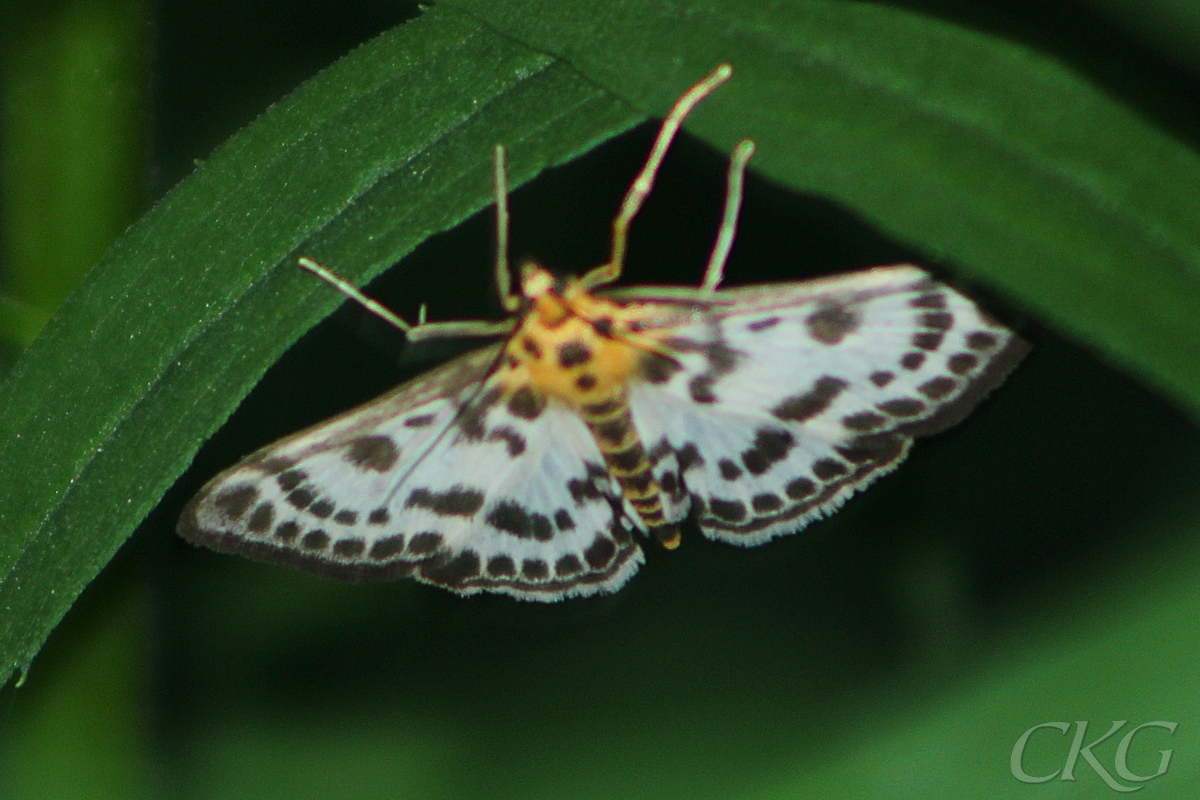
[581,63,733,291]
[379,342,515,506]
[701,139,756,294]
[298,257,412,331]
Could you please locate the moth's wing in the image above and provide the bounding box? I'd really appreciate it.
[616,265,1028,546]
[180,344,642,600]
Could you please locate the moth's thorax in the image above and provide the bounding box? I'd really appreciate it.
[496,265,647,407]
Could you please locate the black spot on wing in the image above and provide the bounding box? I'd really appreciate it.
[967,331,998,350]
[910,292,946,309]
[369,535,406,559]
[663,337,739,373]
[948,352,978,374]
[258,457,297,475]
[918,376,957,400]
[870,371,895,388]
[640,352,681,384]
[407,532,443,556]
[275,521,300,542]
[522,559,550,581]
[648,439,672,462]
[247,502,275,533]
[676,442,704,472]
[843,411,887,432]
[420,550,483,587]
[746,316,781,332]
[837,433,906,467]
[718,459,742,480]
[486,425,527,457]
[277,469,307,491]
[301,530,329,551]
[286,488,316,511]
[709,498,747,522]
[772,376,847,422]
[506,385,546,420]
[741,428,794,475]
[487,555,516,577]
[214,485,258,519]
[922,312,954,330]
[584,536,617,569]
[333,538,365,558]
[555,554,583,577]
[688,375,717,403]
[568,477,603,504]
[486,500,553,541]
[812,458,849,480]
[878,398,926,418]
[912,331,944,351]
[752,494,783,513]
[807,303,860,344]
[785,478,816,500]
[344,435,400,472]
[458,386,502,441]
[405,486,486,517]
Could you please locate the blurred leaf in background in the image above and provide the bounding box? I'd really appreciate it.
[0,0,150,797]
[3,1,1200,799]
[0,0,146,357]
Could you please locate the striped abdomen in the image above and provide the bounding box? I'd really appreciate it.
[579,392,676,546]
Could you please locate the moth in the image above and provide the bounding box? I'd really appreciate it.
[179,65,1027,600]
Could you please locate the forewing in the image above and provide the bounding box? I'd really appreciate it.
[621,265,1028,545]
[180,345,642,600]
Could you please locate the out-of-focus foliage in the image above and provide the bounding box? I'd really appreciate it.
[3,2,1200,799]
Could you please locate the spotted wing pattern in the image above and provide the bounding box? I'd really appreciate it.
[618,265,1028,545]
[180,345,643,600]
[181,265,1025,600]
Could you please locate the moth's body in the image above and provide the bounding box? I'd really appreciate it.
[498,266,679,545]
[179,65,1027,600]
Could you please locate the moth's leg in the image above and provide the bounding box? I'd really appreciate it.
[405,317,516,343]
[297,257,515,342]
[491,144,521,313]
[700,139,756,294]
[579,64,733,291]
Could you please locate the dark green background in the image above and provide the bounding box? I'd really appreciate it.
[3,1,1200,798]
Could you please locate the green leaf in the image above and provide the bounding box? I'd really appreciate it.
[448,0,1200,419]
[6,0,1200,707]
[0,6,640,685]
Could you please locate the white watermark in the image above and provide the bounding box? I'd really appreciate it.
[1011,721,1177,792]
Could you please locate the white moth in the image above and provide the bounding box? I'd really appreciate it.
[180,65,1027,601]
